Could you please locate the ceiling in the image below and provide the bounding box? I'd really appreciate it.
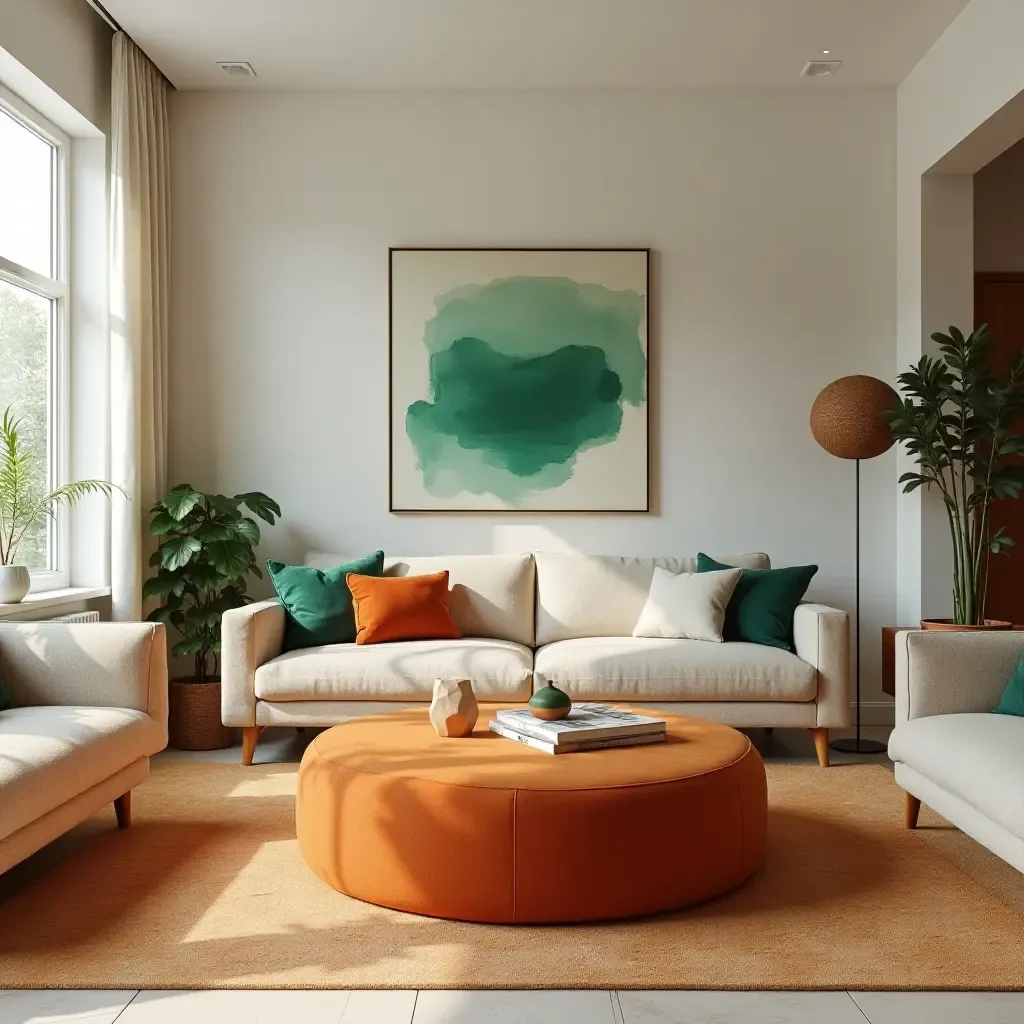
[101,0,971,91]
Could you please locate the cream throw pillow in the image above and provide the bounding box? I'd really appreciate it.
[632,566,743,642]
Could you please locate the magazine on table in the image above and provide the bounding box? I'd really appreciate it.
[495,703,666,746]
[488,720,667,755]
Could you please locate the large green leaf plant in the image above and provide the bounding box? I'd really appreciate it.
[882,325,1024,625]
[144,486,281,682]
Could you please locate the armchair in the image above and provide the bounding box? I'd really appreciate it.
[889,629,1024,872]
[0,622,168,874]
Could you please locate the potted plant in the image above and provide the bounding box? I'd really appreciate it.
[144,485,281,749]
[0,407,120,602]
[884,325,1024,628]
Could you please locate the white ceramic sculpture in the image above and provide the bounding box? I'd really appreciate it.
[429,678,479,738]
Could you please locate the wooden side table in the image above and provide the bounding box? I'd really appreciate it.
[881,626,918,697]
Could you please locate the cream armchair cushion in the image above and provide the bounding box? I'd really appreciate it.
[0,706,162,842]
[889,712,1024,840]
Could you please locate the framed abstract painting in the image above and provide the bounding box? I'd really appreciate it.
[389,247,650,512]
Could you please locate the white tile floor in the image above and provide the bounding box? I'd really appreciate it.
[4,725,1019,1023]
[5,989,1024,1024]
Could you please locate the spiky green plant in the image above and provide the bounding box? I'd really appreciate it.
[0,407,121,566]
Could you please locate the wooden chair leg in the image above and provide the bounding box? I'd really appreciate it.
[242,726,264,766]
[114,791,132,829]
[810,727,830,767]
[905,792,922,829]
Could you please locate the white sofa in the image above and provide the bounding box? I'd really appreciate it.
[222,552,850,766]
[889,629,1024,870]
[0,622,168,875]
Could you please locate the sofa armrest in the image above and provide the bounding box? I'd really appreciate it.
[894,629,1024,724]
[221,600,286,727]
[0,622,167,725]
[793,603,850,728]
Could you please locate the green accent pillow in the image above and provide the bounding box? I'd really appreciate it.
[696,553,818,651]
[0,670,13,712]
[993,653,1024,716]
[267,551,384,651]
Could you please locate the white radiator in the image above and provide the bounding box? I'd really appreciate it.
[44,611,101,624]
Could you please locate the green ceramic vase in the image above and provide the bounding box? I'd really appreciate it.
[529,681,572,721]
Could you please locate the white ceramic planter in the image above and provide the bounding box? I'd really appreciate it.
[0,565,31,604]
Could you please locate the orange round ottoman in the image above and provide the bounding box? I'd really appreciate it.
[296,706,767,923]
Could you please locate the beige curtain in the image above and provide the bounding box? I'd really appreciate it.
[109,33,170,621]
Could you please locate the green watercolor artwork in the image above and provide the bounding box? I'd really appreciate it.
[390,249,649,511]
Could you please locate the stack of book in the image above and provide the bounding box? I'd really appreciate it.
[488,703,667,755]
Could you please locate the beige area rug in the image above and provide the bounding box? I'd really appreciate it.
[1,761,1023,990]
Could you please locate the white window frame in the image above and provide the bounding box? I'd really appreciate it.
[0,84,71,593]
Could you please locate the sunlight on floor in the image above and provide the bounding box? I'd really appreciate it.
[226,772,297,798]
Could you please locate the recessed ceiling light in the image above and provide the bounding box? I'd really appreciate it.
[216,61,257,78]
[801,60,843,77]
[822,49,830,54]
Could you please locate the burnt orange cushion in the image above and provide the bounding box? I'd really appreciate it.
[346,570,462,645]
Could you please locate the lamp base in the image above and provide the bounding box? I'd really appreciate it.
[829,736,887,755]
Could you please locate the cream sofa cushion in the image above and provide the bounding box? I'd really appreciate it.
[306,552,535,646]
[534,637,816,702]
[889,712,1024,841]
[632,567,742,642]
[0,706,164,842]
[254,638,533,702]
[534,552,770,644]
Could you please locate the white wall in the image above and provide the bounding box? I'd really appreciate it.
[170,89,897,713]
[976,137,1024,271]
[896,0,1024,624]
[0,0,111,133]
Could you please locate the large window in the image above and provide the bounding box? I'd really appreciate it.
[0,90,68,587]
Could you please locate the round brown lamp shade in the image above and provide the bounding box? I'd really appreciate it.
[810,375,898,460]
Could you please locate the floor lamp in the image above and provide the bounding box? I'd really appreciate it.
[810,375,898,755]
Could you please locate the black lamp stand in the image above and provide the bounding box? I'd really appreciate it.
[830,458,886,755]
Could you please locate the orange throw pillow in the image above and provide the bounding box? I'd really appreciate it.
[346,571,462,645]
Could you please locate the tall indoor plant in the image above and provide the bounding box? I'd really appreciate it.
[0,408,121,602]
[145,484,281,749]
[883,325,1024,627]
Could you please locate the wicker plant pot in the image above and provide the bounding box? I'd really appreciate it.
[168,679,237,751]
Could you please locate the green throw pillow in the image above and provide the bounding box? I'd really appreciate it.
[993,653,1024,716]
[696,553,817,651]
[0,670,13,712]
[267,551,384,651]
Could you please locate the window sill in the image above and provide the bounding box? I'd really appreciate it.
[0,586,111,619]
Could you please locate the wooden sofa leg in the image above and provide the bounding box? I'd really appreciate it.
[905,792,922,829]
[242,726,264,766]
[810,728,830,767]
[114,791,132,829]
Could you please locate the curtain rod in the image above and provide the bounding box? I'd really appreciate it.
[83,0,122,33]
